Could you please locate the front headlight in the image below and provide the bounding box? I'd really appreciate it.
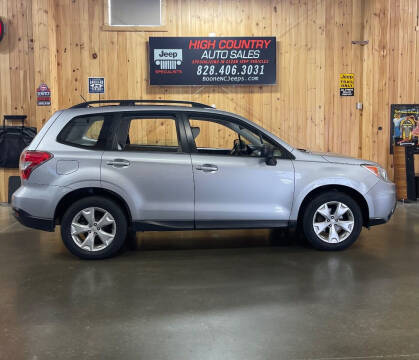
[361,164,388,181]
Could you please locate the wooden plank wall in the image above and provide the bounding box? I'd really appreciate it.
[0,0,418,202]
[0,0,35,201]
[0,0,56,201]
[362,0,419,179]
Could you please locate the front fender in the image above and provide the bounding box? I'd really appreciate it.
[290,161,379,220]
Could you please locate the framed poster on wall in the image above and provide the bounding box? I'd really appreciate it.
[149,37,276,86]
[390,104,419,154]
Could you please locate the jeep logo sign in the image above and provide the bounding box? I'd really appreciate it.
[149,37,276,86]
[154,49,183,70]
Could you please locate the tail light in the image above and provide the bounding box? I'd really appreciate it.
[20,151,52,180]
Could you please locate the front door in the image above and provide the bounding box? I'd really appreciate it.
[185,115,295,229]
[100,112,194,230]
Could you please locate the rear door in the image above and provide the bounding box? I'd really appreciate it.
[100,111,194,229]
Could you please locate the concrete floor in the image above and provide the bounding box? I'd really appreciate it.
[0,203,418,360]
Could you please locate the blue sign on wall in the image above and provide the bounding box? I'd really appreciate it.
[149,37,277,86]
[88,77,105,94]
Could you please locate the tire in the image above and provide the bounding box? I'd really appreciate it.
[302,191,363,251]
[61,196,128,259]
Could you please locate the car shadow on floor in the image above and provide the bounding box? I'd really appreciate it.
[125,227,309,252]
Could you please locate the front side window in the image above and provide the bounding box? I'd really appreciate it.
[57,115,109,149]
[189,117,283,157]
[117,116,180,152]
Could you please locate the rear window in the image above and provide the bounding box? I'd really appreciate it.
[57,115,110,149]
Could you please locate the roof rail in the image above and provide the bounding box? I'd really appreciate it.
[70,99,213,109]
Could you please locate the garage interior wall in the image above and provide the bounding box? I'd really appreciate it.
[0,0,418,202]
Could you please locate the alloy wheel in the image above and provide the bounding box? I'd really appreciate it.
[312,201,355,243]
[71,207,116,252]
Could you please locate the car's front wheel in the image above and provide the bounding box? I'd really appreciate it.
[302,191,363,250]
[61,196,127,259]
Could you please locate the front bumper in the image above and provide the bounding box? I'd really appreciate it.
[365,180,397,227]
[13,207,55,232]
[367,200,396,227]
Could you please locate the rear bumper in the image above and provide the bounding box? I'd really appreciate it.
[11,183,70,221]
[13,207,55,232]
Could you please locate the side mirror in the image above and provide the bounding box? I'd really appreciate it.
[261,144,277,166]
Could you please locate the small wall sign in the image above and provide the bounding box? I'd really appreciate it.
[88,77,105,94]
[340,73,354,96]
[36,83,51,106]
[0,17,5,42]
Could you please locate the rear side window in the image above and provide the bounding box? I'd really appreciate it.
[57,115,111,149]
[117,116,180,152]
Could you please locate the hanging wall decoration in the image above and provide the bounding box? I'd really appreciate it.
[0,17,5,42]
[36,83,51,106]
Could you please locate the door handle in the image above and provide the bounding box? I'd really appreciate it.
[106,159,131,168]
[196,164,218,172]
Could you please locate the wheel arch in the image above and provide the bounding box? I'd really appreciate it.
[296,185,370,227]
[54,187,132,225]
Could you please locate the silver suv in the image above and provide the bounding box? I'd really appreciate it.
[12,100,396,259]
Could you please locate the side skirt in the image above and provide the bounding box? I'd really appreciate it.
[132,220,194,231]
[133,220,292,232]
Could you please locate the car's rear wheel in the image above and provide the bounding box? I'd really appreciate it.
[302,191,363,250]
[61,196,127,259]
